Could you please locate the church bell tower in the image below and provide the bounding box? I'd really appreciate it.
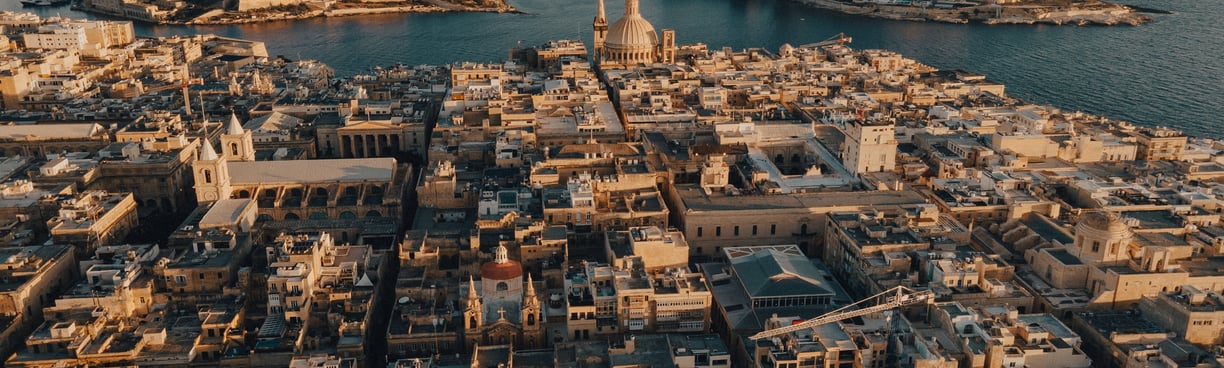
[463,276,483,349]
[192,140,231,205]
[220,113,255,162]
[593,0,608,58]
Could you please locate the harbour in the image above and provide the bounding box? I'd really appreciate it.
[0,0,1219,137]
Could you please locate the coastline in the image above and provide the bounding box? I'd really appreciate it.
[73,0,521,26]
[788,0,1153,26]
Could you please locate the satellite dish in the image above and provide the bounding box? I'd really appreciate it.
[397,297,411,304]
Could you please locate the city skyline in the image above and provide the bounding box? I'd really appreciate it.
[0,2,1221,368]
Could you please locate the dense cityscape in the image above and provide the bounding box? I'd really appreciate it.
[0,0,1220,367]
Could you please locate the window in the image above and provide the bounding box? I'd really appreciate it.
[697,227,703,237]
[174,275,187,285]
[716,226,722,237]
[734,226,739,236]
[752,225,758,235]
[1092,241,1100,252]
[497,282,508,291]
[771,224,776,235]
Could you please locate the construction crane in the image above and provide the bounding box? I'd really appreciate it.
[798,32,853,50]
[180,71,204,120]
[749,286,934,341]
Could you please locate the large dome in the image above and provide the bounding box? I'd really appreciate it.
[1077,212,1129,234]
[605,14,658,52]
[601,0,658,65]
[481,260,522,280]
[480,245,523,280]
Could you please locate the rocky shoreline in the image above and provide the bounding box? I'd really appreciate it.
[790,0,1154,26]
[75,0,520,26]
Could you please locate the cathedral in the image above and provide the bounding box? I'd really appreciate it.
[190,114,410,244]
[593,0,676,68]
[463,245,545,349]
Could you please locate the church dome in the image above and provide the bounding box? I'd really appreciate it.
[605,14,658,52]
[480,245,522,280]
[1077,212,1129,234]
[602,0,658,65]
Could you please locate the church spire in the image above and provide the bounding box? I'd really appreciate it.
[225,112,244,135]
[200,139,219,161]
[593,0,609,57]
[524,273,537,298]
[467,276,479,301]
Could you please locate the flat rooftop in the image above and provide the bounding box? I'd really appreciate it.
[675,184,925,212]
[1078,310,1166,336]
[229,157,396,185]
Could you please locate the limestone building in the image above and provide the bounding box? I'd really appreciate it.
[1138,286,1224,347]
[842,120,898,174]
[0,245,77,358]
[191,122,409,245]
[46,190,139,252]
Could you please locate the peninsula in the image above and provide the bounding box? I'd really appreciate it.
[74,0,518,25]
[791,0,1153,26]
[2,7,1224,368]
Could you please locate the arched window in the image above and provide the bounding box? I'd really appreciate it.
[527,314,535,325]
[203,169,212,183]
[238,190,251,198]
[496,282,508,291]
[469,316,477,328]
[365,210,381,218]
[309,212,328,220]
[284,213,300,220]
[339,211,357,219]
[230,143,239,156]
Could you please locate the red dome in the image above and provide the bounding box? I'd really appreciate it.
[480,260,523,280]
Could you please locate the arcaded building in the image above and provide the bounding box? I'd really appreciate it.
[191,120,410,244]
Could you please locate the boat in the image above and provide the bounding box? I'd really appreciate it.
[20,0,69,6]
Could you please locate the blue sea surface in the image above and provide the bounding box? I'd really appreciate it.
[4,0,1220,137]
